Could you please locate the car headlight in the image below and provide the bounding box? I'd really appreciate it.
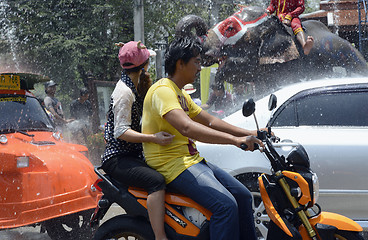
[312,173,319,204]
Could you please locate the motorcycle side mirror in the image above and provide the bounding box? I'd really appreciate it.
[243,98,260,130]
[242,99,255,117]
[268,94,277,111]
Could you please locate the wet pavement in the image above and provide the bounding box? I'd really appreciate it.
[0,204,122,240]
[0,227,51,240]
[1,204,367,239]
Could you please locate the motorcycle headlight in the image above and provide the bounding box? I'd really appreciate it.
[312,173,319,204]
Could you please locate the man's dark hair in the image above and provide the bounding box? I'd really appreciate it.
[80,87,89,96]
[165,37,202,76]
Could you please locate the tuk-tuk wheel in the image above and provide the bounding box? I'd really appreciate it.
[43,209,95,240]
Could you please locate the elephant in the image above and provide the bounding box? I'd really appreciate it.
[175,6,368,94]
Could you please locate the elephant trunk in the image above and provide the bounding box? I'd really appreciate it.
[175,15,208,40]
[175,15,216,66]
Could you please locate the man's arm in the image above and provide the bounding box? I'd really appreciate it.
[164,109,261,150]
[193,110,256,137]
[44,98,65,122]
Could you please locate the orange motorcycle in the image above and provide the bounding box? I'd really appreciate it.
[90,96,364,240]
[242,97,364,240]
[91,165,213,240]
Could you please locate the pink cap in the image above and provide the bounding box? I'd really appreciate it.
[118,41,151,69]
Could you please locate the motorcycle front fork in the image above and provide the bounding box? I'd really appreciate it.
[275,171,318,240]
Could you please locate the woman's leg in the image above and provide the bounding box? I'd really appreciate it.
[103,156,167,240]
[168,161,240,240]
[147,189,167,240]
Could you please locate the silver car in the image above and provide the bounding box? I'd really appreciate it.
[196,77,368,238]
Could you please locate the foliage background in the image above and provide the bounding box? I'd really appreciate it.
[0,0,319,110]
[0,0,318,162]
[2,1,230,99]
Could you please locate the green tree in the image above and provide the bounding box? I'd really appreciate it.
[4,0,134,100]
[1,0,253,102]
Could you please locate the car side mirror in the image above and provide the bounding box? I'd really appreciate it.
[242,99,255,117]
[268,94,277,111]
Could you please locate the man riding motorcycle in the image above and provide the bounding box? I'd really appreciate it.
[141,36,263,240]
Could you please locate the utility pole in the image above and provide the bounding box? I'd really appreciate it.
[134,0,145,43]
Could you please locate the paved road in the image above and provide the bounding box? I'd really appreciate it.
[1,204,367,239]
[0,204,122,240]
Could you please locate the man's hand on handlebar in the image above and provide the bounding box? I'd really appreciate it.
[237,135,264,151]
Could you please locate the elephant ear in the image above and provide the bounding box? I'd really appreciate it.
[258,17,300,65]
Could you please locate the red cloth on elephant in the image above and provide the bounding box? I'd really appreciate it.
[266,0,305,35]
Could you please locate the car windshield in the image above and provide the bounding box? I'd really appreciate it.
[0,95,54,133]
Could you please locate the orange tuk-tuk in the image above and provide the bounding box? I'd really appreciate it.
[0,73,101,239]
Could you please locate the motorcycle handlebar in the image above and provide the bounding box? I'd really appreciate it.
[242,129,294,171]
[240,143,259,151]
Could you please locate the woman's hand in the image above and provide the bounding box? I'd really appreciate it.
[153,131,175,145]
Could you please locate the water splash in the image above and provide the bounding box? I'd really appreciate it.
[0,1,20,72]
[332,0,340,35]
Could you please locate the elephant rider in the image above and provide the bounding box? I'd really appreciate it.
[264,0,314,55]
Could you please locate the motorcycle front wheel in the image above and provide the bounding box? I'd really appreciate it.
[93,215,154,240]
[236,172,269,240]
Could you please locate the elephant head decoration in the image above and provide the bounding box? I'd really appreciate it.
[176,6,368,92]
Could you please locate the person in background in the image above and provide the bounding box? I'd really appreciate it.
[70,88,92,121]
[183,83,201,106]
[101,40,174,240]
[201,82,234,117]
[69,88,93,144]
[44,80,69,127]
[142,36,262,240]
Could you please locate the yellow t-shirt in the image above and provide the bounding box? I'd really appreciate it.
[142,78,203,184]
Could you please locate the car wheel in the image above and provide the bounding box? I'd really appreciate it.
[44,209,95,240]
[236,172,270,240]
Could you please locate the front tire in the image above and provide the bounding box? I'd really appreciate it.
[236,172,269,240]
[93,215,154,240]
